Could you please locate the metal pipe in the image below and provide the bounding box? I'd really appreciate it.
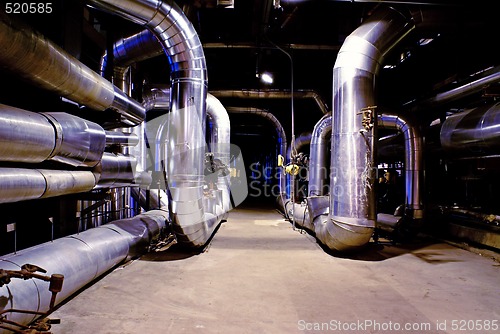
[0,168,97,204]
[105,131,140,147]
[308,114,332,196]
[324,6,415,252]
[210,89,329,115]
[440,102,500,157]
[227,107,287,199]
[378,114,424,219]
[93,152,151,188]
[206,93,232,215]
[0,210,168,328]
[413,66,500,108]
[0,104,106,167]
[286,132,312,161]
[0,12,145,128]
[88,0,210,248]
[100,29,163,89]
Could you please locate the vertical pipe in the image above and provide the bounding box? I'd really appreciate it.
[322,6,414,251]
[308,114,332,196]
[378,114,424,219]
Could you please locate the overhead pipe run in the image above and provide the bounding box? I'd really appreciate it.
[0,210,169,330]
[0,11,145,128]
[210,89,330,115]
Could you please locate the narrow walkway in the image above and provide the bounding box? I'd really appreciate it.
[51,205,500,333]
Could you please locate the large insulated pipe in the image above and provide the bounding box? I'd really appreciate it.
[440,102,500,157]
[227,107,287,199]
[0,104,106,167]
[87,0,209,247]
[100,29,163,90]
[0,168,96,204]
[0,12,145,127]
[309,114,332,196]
[378,114,423,219]
[0,210,168,330]
[324,6,414,251]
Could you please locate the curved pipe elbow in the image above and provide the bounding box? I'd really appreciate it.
[315,217,374,252]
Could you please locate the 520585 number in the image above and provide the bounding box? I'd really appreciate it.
[5,3,53,14]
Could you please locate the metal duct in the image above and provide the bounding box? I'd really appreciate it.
[411,66,500,109]
[227,107,287,199]
[93,152,151,188]
[309,114,332,196]
[0,12,145,127]
[0,104,106,167]
[211,89,329,115]
[325,6,415,252]
[0,210,168,329]
[378,114,423,219]
[440,102,500,157]
[100,29,163,89]
[87,0,211,247]
[0,168,96,204]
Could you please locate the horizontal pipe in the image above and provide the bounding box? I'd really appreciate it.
[93,152,151,188]
[211,89,329,115]
[0,168,96,204]
[0,210,168,328]
[0,11,145,127]
[440,102,500,157]
[0,104,106,167]
[105,131,140,146]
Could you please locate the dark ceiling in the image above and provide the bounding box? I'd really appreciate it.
[2,0,499,139]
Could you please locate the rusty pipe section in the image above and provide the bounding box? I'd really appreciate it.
[378,114,424,219]
[88,0,211,248]
[0,210,168,329]
[0,11,145,128]
[321,6,415,252]
[0,104,106,167]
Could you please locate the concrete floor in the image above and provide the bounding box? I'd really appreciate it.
[51,204,500,334]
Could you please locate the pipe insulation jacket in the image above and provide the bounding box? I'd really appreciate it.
[325,6,415,251]
[0,104,106,167]
[87,0,215,248]
[0,11,145,127]
[0,210,169,330]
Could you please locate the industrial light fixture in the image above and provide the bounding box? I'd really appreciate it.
[260,72,274,84]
